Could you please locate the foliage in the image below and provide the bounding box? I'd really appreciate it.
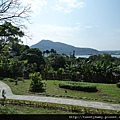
[59,81,97,92]
[12,43,30,56]
[48,54,65,69]
[0,99,119,114]
[116,82,120,88]
[57,68,64,74]
[29,72,44,92]
[3,78,14,82]
[71,72,80,81]
[16,77,24,81]
[20,48,45,72]
[44,52,120,83]
[0,22,24,50]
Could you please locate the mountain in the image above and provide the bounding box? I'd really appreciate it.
[31,40,100,55]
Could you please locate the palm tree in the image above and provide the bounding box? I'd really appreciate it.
[50,49,56,54]
[46,50,50,56]
[42,51,46,56]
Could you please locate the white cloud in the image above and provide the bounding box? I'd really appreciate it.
[23,23,92,46]
[20,0,47,13]
[32,24,81,40]
[55,0,86,13]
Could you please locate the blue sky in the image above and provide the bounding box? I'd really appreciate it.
[21,0,120,50]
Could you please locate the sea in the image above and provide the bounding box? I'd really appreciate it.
[76,55,120,58]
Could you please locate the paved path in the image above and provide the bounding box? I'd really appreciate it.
[0,81,120,111]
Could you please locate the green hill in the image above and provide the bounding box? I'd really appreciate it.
[31,40,100,55]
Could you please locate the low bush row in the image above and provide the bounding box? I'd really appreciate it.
[0,99,119,114]
[3,77,24,82]
[3,78,14,82]
[116,82,120,88]
[59,81,97,92]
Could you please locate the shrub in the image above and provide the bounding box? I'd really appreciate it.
[71,72,79,81]
[59,81,97,92]
[3,78,14,82]
[29,72,44,92]
[16,77,24,81]
[116,82,120,88]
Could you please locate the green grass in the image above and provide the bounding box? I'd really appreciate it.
[0,104,74,114]
[0,99,119,114]
[2,80,120,104]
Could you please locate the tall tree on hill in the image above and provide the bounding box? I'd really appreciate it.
[46,50,50,56]
[50,49,56,54]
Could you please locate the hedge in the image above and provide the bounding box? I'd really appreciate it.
[116,82,120,88]
[59,81,97,92]
[3,78,14,82]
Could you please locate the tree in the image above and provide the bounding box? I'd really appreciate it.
[46,50,50,56]
[0,0,31,51]
[0,0,31,24]
[50,49,56,54]
[20,48,45,71]
[29,72,44,92]
[51,54,66,71]
[9,58,28,78]
[0,22,24,50]
[12,43,30,56]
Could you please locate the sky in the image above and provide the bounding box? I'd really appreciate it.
[21,0,120,50]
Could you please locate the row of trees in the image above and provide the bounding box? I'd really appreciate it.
[43,49,57,56]
[42,53,120,83]
[0,0,45,92]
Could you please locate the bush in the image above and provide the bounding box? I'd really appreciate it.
[3,78,14,82]
[17,77,23,81]
[71,72,79,81]
[29,72,44,92]
[59,81,97,92]
[116,82,120,88]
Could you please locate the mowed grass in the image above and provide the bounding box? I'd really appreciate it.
[3,80,120,104]
[0,104,74,114]
[1,100,119,114]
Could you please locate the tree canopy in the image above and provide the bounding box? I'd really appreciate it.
[0,21,24,50]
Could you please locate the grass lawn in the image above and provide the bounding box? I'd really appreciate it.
[0,104,74,114]
[0,99,119,114]
[2,80,120,104]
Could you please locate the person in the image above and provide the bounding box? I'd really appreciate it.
[2,89,6,99]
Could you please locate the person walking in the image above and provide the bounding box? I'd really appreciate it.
[2,89,6,99]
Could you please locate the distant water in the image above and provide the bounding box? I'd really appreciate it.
[76,55,120,58]
[112,55,120,58]
[76,55,91,58]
